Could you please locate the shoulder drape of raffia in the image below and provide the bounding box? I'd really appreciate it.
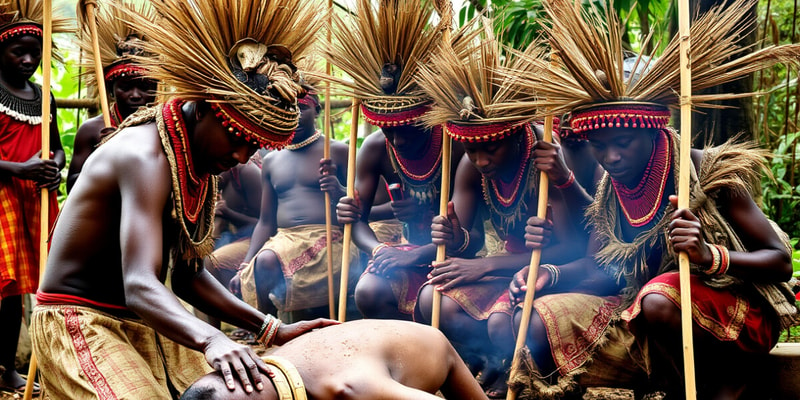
[502,0,800,117]
[112,0,322,133]
[319,0,442,102]
[0,0,74,60]
[415,16,543,128]
[76,0,154,91]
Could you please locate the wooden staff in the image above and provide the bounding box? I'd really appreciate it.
[23,0,52,397]
[337,99,360,322]
[505,115,553,400]
[81,0,112,127]
[677,0,698,397]
[430,0,453,330]
[323,0,335,320]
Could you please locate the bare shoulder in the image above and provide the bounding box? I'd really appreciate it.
[89,123,171,190]
[75,115,106,143]
[690,148,703,174]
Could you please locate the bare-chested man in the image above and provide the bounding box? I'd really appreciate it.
[30,0,335,398]
[230,88,352,320]
[67,2,156,192]
[181,320,488,400]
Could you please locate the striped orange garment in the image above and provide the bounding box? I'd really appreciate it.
[0,109,58,299]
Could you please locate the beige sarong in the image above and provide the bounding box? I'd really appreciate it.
[240,225,359,312]
[31,304,212,400]
[368,219,404,244]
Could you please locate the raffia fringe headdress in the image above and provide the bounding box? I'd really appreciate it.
[417,17,542,142]
[320,0,446,128]
[0,0,72,54]
[115,0,323,149]
[505,0,800,138]
[77,0,154,91]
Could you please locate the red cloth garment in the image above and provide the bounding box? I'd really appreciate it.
[622,271,779,353]
[0,111,58,299]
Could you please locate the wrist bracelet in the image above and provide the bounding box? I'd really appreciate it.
[704,243,721,275]
[713,244,730,275]
[453,226,470,255]
[541,264,560,287]
[554,171,575,189]
[256,314,282,347]
[372,243,390,258]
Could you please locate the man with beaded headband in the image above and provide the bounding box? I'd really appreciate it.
[229,81,356,321]
[0,0,70,394]
[412,20,594,398]
[506,0,800,397]
[66,0,157,192]
[30,0,336,398]
[326,0,466,321]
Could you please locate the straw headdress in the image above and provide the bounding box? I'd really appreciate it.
[322,0,445,128]
[506,0,800,138]
[0,0,72,49]
[77,0,154,91]
[417,17,544,142]
[116,0,323,149]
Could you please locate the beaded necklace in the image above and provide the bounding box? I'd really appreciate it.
[610,129,672,227]
[156,98,216,261]
[0,80,42,124]
[386,126,443,202]
[481,125,538,237]
[283,129,321,151]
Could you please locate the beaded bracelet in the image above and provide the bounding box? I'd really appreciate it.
[703,243,722,275]
[713,244,730,275]
[452,226,471,255]
[541,264,560,287]
[256,314,282,348]
[372,243,390,258]
[554,171,575,190]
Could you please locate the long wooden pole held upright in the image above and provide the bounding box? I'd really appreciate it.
[23,0,52,398]
[337,100,360,322]
[82,0,112,128]
[430,0,453,330]
[677,0,698,398]
[323,0,335,320]
[505,115,553,400]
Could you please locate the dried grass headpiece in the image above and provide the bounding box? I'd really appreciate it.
[77,0,154,90]
[417,17,542,142]
[116,0,322,149]
[322,0,444,128]
[506,0,800,138]
[0,0,72,49]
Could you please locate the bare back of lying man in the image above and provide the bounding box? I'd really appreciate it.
[181,319,488,400]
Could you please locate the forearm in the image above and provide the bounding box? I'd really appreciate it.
[412,243,437,265]
[368,202,395,221]
[125,276,221,351]
[541,239,589,266]
[53,149,66,170]
[0,160,19,177]
[712,247,792,283]
[351,221,382,254]
[551,257,620,296]
[483,252,534,277]
[176,268,265,332]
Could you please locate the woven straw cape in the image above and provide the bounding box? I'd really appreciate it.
[321,0,448,128]
[115,0,323,149]
[76,0,154,91]
[416,17,544,142]
[504,0,800,138]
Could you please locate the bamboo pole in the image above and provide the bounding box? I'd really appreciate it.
[505,117,553,400]
[430,0,453,330]
[337,100,360,322]
[323,0,335,320]
[82,0,112,128]
[23,0,52,398]
[677,0,698,397]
